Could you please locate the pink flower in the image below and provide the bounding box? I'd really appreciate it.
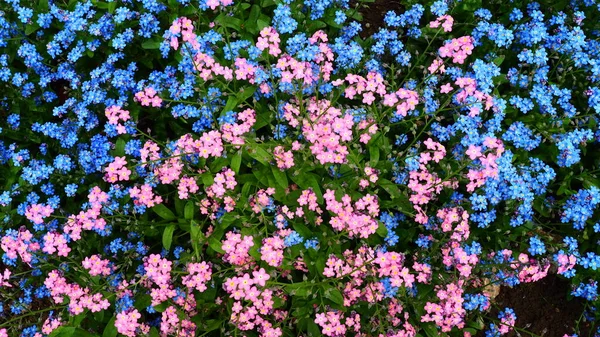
[0,269,11,288]
[252,268,270,287]
[465,145,482,160]
[440,83,453,93]
[115,309,141,337]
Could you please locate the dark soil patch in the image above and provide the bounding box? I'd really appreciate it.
[351,0,404,39]
[482,274,592,337]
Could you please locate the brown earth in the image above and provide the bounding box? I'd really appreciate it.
[481,274,592,337]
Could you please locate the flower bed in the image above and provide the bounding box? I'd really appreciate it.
[0,0,599,336]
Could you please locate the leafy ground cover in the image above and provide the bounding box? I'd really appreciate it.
[0,0,600,337]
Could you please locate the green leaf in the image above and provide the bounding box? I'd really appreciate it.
[237,86,256,103]
[247,144,271,166]
[38,0,49,11]
[378,179,403,200]
[184,201,194,220]
[245,5,261,34]
[50,327,75,337]
[231,150,242,173]
[378,179,412,213]
[134,294,152,310]
[50,327,95,337]
[257,17,270,31]
[208,236,225,254]
[142,40,161,49]
[324,287,344,305]
[216,13,242,30]
[190,220,204,258]
[25,23,39,36]
[493,55,505,66]
[162,224,175,250]
[202,172,214,186]
[115,138,126,156]
[422,323,439,337]
[271,167,288,189]
[221,96,238,117]
[154,301,169,312]
[376,222,388,237]
[102,317,118,337]
[153,204,176,221]
[107,0,116,12]
[369,144,380,167]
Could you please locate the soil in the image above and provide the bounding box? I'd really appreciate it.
[351,0,404,39]
[482,274,592,337]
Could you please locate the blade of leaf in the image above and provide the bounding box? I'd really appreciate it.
[162,224,175,251]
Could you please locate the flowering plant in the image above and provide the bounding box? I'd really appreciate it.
[1,0,600,336]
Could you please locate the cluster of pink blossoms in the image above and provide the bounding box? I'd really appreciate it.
[269,30,333,93]
[0,269,11,287]
[134,87,162,107]
[200,169,237,217]
[176,131,224,160]
[437,207,471,242]
[143,254,177,306]
[260,236,285,267]
[140,140,161,165]
[249,188,275,213]
[160,305,196,337]
[441,244,479,278]
[355,118,379,144]
[177,176,199,200]
[25,203,54,225]
[205,0,233,10]
[324,189,379,239]
[438,36,474,64]
[221,108,256,146]
[453,77,495,116]
[168,17,199,50]
[207,168,237,198]
[193,52,234,81]
[375,251,415,288]
[82,254,113,276]
[256,26,281,56]
[115,309,142,337]
[490,250,550,284]
[42,232,70,257]
[63,187,109,241]
[182,261,212,292]
[333,72,386,105]
[429,14,454,32]
[40,317,62,336]
[273,145,295,170]
[382,87,420,117]
[44,270,110,315]
[1,229,39,265]
[408,138,458,224]
[282,98,354,165]
[129,184,163,208]
[315,311,361,337]
[104,105,130,134]
[421,281,466,332]
[104,156,131,183]
[556,252,577,275]
[222,269,281,336]
[222,232,255,266]
[359,166,379,189]
[465,137,505,192]
[154,157,183,184]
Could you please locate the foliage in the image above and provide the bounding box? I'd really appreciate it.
[0,0,599,336]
